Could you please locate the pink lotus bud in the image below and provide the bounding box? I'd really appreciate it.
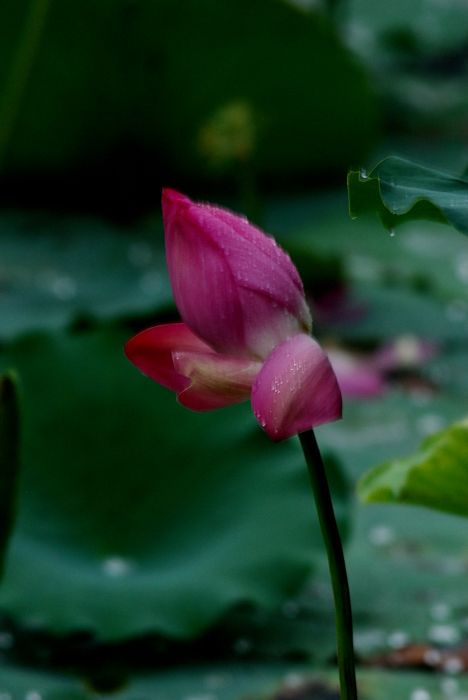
[162,188,311,360]
[125,190,342,441]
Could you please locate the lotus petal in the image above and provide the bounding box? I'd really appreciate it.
[251,334,342,441]
[124,323,213,393]
[162,189,310,360]
[174,351,261,410]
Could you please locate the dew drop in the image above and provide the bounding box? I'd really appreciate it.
[25,692,42,700]
[424,649,441,666]
[443,656,464,674]
[428,624,460,645]
[283,673,305,689]
[417,414,444,436]
[430,603,451,621]
[102,556,133,578]
[410,689,430,700]
[387,630,409,649]
[52,275,77,300]
[368,525,395,546]
[389,228,395,237]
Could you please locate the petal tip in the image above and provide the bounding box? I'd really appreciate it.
[162,188,191,214]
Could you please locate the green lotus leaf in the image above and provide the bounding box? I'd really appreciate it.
[357,416,468,517]
[0,666,87,700]
[0,211,173,340]
[0,327,349,640]
[3,661,451,700]
[348,157,468,233]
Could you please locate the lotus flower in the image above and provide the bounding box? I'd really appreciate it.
[125,189,342,441]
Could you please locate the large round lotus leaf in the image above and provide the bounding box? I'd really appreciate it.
[0,327,349,640]
[0,0,378,181]
[1,665,465,700]
[0,210,172,340]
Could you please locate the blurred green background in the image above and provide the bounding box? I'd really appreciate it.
[3,1,468,699]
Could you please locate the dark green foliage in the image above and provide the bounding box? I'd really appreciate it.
[0,372,21,577]
[348,157,468,233]
[0,327,350,640]
[0,0,378,195]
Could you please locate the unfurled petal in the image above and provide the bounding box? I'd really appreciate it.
[251,334,342,441]
[124,323,214,393]
[162,189,311,360]
[174,352,261,411]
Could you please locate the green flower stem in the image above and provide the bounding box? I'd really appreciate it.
[0,0,50,170]
[299,429,357,700]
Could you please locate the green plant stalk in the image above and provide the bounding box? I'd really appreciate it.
[0,0,50,170]
[299,429,357,700]
[0,371,21,579]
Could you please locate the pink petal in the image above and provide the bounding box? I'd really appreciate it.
[251,334,342,441]
[124,323,214,393]
[162,189,311,360]
[174,351,261,411]
[327,349,385,398]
